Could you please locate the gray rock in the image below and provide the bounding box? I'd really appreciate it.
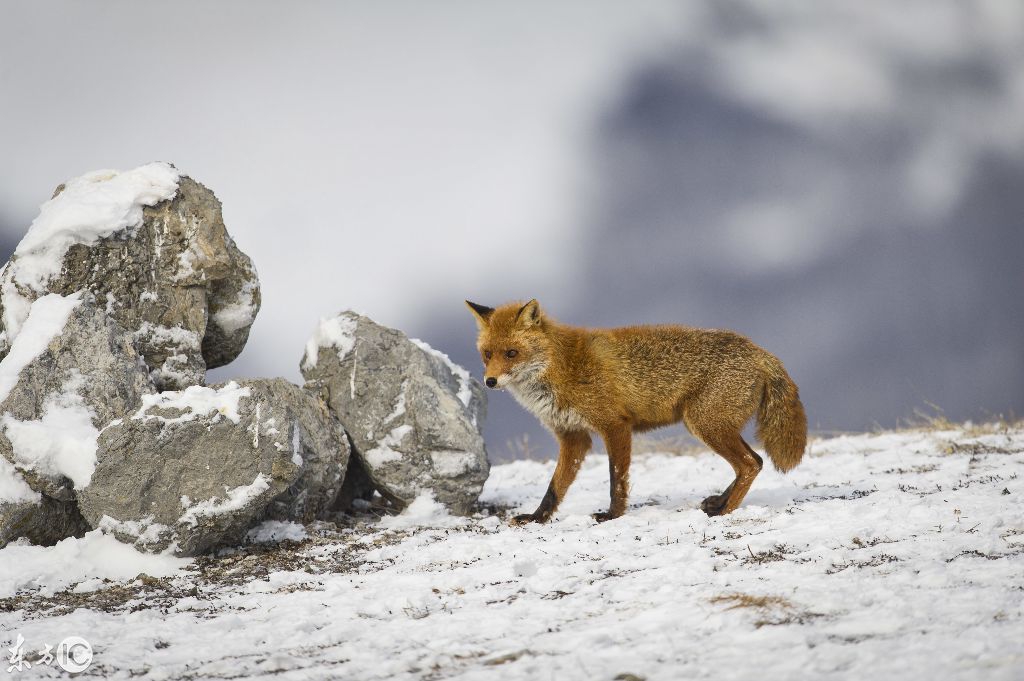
[0,292,154,503]
[301,312,489,514]
[0,163,261,390]
[78,378,350,556]
[0,497,90,549]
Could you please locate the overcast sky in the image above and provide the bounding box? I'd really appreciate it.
[0,0,681,332]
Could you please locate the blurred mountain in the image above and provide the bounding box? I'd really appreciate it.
[424,3,1024,459]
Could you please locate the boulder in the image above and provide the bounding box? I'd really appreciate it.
[0,292,154,503]
[0,162,260,390]
[1,458,89,548]
[301,312,489,514]
[78,378,351,556]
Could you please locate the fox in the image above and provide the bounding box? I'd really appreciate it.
[465,299,807,524]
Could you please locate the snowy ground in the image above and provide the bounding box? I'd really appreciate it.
[2,425,1022,680]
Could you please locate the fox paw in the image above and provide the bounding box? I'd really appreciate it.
[510,513,540,526]
[591,511,622,523]
[700,494,728,517]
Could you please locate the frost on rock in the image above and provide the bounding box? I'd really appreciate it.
[0,162,261,390]
[79,378,350,556]
[302,311,488,515]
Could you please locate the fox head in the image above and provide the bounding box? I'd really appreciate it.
[465,299,550,390]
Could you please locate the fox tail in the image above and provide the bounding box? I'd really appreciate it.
[756,357,807,473]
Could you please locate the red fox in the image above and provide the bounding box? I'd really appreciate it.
[466,299,806,523]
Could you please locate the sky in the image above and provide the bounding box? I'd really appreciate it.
[2,1,1021,459]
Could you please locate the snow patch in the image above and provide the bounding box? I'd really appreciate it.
[97,514,171,546]
[302,313,358,370]
[382,381,408,426]
[0,292,82,404]
[0,530,188,598]
[135,321,201,350]
[412,338,474,409]
[1,163,179,341]
[363,424,412,468]
[134,381,251,425]
[429,450,479,477]
[378,492,465,530]
[211,277,259,334]
[291,420,303,466]
[178,474,271,528]
[0,455,39,504]
[1,370,99,489]
[246,520,308,544]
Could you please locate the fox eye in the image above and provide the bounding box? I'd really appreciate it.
[505,349,518,359]
[484,350,492,360]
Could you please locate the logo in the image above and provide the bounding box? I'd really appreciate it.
[56,637,93,673]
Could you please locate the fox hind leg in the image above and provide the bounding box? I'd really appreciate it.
[688,424,763,516]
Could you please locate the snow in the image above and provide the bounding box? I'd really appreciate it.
[246,520,308,544]
[1,371,100,489]
[134,322,201,350]
[0,291,82,404]
[302,313,358,370]
[290,420,303,466]
[178,474,272,528]
[0,455,38,504]
[134,381,251,425]
[96,515,171,547]
[412,337,474,409]
[429,449,479,477]
[0,426,1021,680]
[377,492,463,531]
[363,424,413,468]
[0,531,187,598]
[1,162,179,341]
[211,277,259,334]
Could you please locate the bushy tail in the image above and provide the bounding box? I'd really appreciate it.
[756,357,807,473]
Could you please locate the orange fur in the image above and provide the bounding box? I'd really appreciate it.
[466,299,807,523]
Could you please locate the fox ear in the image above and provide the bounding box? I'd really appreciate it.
[465,300,495,327]
[515,299,542,328]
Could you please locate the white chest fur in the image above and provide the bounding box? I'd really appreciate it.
[507,374,589,433]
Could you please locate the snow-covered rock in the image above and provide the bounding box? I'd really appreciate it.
[78,378,350,556]
[0,292,154,506]
[302,311,489,514]
[0,162,261,390]
[0,457,89,548]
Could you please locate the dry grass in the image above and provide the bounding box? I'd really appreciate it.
[710,592,826,628]
[894,402,1021,436]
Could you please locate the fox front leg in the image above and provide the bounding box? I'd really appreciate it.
[511,431,591,525]
[593,424,631,522]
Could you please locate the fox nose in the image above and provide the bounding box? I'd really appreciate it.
[485,377,497,388]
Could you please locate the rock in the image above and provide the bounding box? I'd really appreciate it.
[0,292,154,503]
[301,312,489,514]
[78,379,350,556]
[0,162,261,390]
[0,457,89,548]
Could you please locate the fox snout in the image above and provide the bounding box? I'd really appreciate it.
[485,377,498,388]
